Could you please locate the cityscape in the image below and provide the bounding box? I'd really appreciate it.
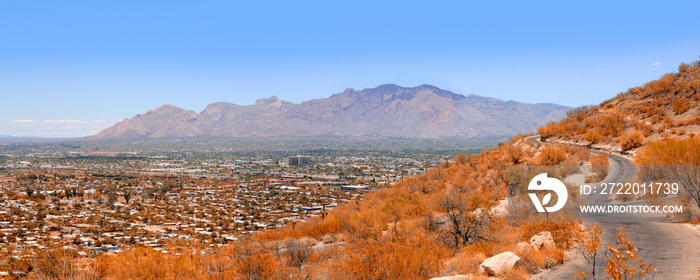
[0,147,449,266]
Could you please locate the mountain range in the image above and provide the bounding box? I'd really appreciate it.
[89,84,570,140]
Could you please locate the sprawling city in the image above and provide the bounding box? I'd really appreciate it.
[0,147,452,254]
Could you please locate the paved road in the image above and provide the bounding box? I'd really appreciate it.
[526,136,700,279]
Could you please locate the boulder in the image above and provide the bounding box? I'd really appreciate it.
[320,234,336,244]
[478,251,521,276]
[489,199,509,216]
[530,231,555,250]
[516,242,531,253]
[298,237,318,246]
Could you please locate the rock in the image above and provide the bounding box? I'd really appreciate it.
[478,251,521,276]
[489,199,509,216]
[320,234,336,244]
[530,231,555,250]
[298,237,318,246]
[429,275,471,280]
[516,242,531,253]
[311,241,346,251]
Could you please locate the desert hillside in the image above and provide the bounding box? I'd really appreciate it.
[538,60,700,155]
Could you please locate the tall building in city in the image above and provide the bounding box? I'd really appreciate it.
[287,155,311,165]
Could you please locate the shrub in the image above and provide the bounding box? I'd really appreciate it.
[506,146,525,164]
[673,98,691,114]
[597,112,626,137]
[619,132,644,151]
[575,223,602,279]
[584,130,605,144]
[605,229,654,280]
[498,266,531,280]
[637,138,700,216]
[518,246,565,273]
[537,146,567,165]
[637,137,700,165]
[334,226,448,279]
[590,154,609,181]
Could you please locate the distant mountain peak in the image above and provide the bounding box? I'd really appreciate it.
[145,104,193,116]
[153,104,182,111]
[88,84,571,140]
[416,84,439,90]
[371,83,404,91]
[254,96,293,109]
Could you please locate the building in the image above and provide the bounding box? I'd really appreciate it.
[340,185,369,192]
[287,156,311,166]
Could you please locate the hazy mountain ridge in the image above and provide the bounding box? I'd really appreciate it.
[90,84,570,140]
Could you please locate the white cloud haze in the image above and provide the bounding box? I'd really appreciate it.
[1,119,117,138]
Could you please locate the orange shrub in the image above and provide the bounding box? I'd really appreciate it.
[664,117,675,127]
[619,132,644,151]
[332,226,448,279]
[518,246,565,273]
[638,123,653,137]
[596,112,626,137]
[584,129,605,144]
[498,266,531,280]
[673,98,691,114]
[590,153,609,181]
[637,137,700,165]
[636,138,700,212]
[506,146,525,164]
[650,115,664,124]
[538,122,560,139]
[537,146,567,165]
[605,229,654,280]
[645,73,676,94]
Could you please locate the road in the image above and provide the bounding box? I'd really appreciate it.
[526,136,700,279]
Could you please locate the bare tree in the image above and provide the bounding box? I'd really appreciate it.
[575,223,602,279]
[437,190,491,248]
[668,165,700,211]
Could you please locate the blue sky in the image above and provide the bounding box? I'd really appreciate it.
[2,1,700,137]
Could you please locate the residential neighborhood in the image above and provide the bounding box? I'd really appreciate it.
[0,149,444,274]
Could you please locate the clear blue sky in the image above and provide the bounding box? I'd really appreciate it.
[2,1,700,137]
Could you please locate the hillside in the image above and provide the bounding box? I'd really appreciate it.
[538,60,700,154]
[89,84,570,140]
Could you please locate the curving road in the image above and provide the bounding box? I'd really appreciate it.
[526,136,700,279]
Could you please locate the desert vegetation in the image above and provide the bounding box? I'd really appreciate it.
[636,137,700,220]
[539,60,700,154]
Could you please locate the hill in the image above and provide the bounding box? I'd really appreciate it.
[88,84,570,140]
[538,60,700,154]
